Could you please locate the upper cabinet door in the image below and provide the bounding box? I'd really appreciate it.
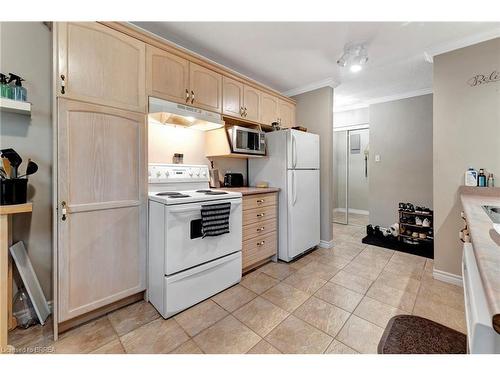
[261,93,279,126]
[243,86,261,122]
[222,76,244,118]
[147,45,189,105]
[189,63,222,113]
[278,99,296,128]
[57,22,146,113]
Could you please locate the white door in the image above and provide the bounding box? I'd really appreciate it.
[287,169,320,259]
[287,130,320,169]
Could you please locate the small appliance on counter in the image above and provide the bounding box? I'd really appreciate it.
[224,172,244,187]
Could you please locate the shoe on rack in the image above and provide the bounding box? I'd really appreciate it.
[415,216,423,226]
[422,218,431,227]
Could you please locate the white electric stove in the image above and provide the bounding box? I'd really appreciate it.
[147,163,243,318]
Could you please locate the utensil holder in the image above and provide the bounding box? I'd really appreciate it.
[0,178,28,205]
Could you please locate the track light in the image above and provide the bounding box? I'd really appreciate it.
[337,43,369,73]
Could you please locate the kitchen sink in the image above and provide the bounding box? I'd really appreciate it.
[482,206,500,235]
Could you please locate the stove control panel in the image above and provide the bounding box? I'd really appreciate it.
[148,163,209,183]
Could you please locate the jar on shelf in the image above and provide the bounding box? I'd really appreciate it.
[172,153,184,164]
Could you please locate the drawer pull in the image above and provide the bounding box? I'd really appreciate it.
[256,213,265,218]
[256,227,265,232]
[257,240,265,246]
[256,199,265,203]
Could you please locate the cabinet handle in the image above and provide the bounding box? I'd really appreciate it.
[244,107,248,117]
[240,106,244,116]
[256,227,265,232]
[256,199,265,203]
[191,90,195,104]
[61,201,67,221]
[257,240,265,246]
[60,75,65,94]
[256,213,265,218]
[185,89,190,102]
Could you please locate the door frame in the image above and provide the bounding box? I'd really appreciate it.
[333,125,370,226]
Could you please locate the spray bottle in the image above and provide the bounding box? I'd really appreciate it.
[8,73,27,102]
[0,73,12,99]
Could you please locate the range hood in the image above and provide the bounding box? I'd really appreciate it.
[148,97,224,131]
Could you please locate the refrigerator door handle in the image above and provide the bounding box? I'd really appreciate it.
[292,134,298,168]
[292,170,297,205]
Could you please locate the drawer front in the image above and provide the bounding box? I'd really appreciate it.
[243,205,276,225]
[243,218,277,242]
[243,193,277,211]
[242,231,277,269]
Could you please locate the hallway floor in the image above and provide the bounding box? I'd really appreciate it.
[8,223,466,354]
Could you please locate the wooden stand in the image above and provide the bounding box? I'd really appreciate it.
[0,203,32,354]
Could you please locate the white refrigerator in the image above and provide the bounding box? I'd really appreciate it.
[249,129,320,262]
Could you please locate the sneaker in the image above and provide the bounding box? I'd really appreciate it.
[415,216,423,226]
[422,218,431,227]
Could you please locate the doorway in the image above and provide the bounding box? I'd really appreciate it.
[333,127,370,226]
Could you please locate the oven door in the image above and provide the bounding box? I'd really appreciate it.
[230,126,266,155]
[164,198,242,275]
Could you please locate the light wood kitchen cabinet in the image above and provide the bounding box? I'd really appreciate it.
[56,99,146,323]
[241,192,278,271]
[222,76,244,117]
[189,62,222,113]
[243,86,261,122]
[57,22,146,113]
[260,92,279,126]
[278,99,296,128]
[147,45,190,105]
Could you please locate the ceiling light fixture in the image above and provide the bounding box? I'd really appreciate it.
[337,43,369,73]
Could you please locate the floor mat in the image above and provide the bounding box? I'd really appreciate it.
[378,315,467,354]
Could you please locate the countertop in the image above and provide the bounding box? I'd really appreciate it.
[218,187,280,196]
[460,186,500,333]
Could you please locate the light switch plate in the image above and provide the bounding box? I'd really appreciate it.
[375,154,381,162]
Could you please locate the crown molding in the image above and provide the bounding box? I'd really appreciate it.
[423,27,500,62]
[283,77,339,97]
[334,87,433,112]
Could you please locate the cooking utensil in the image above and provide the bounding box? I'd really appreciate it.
[2,157,12,179]
[1,148,22,178]
[17,159,38,178]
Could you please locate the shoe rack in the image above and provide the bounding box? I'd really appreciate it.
[398,208,434,245]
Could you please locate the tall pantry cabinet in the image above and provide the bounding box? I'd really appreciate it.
[54,22,147,336]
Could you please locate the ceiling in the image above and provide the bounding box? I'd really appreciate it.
[133,22,500,110]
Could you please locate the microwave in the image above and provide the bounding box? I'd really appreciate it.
[227,126,266,155]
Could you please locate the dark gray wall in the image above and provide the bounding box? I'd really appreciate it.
[369,94,433,227]
[0,22,53,299]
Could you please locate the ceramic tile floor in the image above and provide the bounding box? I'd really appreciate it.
[8,223,466,354]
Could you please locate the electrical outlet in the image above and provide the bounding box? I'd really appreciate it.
[375,154,381,162]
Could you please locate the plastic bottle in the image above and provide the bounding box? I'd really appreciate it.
[0,73,12,99]
[465,167,478,186]
[478,169,487,187]
[8,73,27,102]
[488,173,495,187]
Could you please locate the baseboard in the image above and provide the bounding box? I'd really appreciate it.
[433,268,463,287]
[333,208,369,215]
[319,240,334,249]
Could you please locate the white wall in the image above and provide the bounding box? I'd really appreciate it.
[293,87,334,245]
[148,121,247,185]
[433,38,500,276]
[0,22,53,298]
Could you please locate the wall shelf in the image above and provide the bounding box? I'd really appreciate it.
[0,98,32,116]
